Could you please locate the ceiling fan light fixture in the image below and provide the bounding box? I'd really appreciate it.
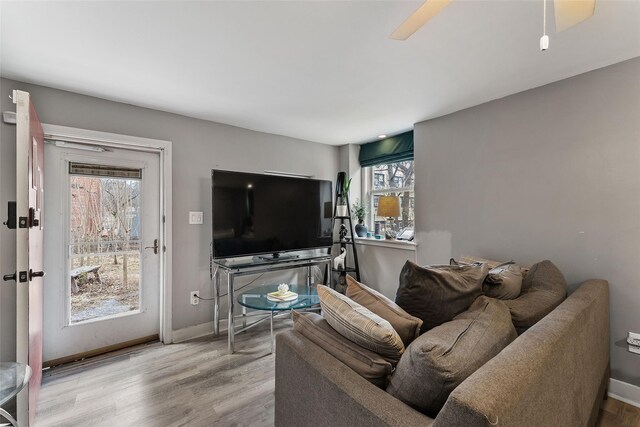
[540,35,550,51]
[390,0,453,40]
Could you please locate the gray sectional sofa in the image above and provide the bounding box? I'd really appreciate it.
[275,279,609,427]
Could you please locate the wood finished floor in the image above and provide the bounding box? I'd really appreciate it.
[35,320,640,427]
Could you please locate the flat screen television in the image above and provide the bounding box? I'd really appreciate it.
[211,170,333,259]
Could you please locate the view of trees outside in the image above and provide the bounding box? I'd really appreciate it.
[370,160,415,232]
[69,175,141,323]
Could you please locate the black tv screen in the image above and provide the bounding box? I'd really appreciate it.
[212,170,333,259]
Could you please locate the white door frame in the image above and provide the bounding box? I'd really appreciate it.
[41,124,174,344]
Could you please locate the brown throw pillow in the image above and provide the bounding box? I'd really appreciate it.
[484,262,523,300]
[386,296,517,417]
[292,311,393,388]
[317,285,405,364]
[395,261,488,333]
[504,260,567,334]
[345,275,422,346]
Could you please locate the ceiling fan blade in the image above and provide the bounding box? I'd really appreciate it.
[554,0,596,32]
[390,0,453,41]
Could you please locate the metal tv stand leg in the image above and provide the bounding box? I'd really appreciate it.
[214,269,220,336]
[228,272,235,353]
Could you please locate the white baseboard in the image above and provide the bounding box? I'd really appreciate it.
[609,378,640,408]
[172,320,227,343]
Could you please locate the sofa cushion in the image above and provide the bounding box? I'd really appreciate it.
[452,255,531,281]
[291,311,393,388]
[345,275,422,347]
[455,255,503,269]
[395,261,488,333]
[386,296,517,417]
[484,262,523,300]
[504,260,567,334]
[317,285,405,364]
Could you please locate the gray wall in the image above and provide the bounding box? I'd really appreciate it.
[414,57,640,385]
[0,78,339,361]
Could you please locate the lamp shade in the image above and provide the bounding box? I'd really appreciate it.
[377,196,401,218]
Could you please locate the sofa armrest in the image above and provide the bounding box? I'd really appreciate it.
[275,330,433,427]
[433,279,610,427]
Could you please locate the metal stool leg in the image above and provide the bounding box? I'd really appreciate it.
[0,407,18,427]
[270,310,274,354]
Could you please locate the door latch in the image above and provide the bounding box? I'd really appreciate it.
[144,239,159,255]
[3,201,16,229]
[29,207,39,228]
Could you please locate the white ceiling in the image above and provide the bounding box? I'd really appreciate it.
[1,1,639,145]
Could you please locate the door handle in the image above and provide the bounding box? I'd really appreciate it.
[144,239,159,255]
[29,270,45,280]
[3,272,16,282]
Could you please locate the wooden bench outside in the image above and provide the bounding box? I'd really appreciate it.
[70,265,101,293]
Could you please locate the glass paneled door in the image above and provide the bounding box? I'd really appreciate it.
[43,144,161,363]
[68,165,143,323]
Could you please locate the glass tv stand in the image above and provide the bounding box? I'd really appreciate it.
[212,253,331,353]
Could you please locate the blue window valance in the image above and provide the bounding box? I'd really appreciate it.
[358,131,414,167]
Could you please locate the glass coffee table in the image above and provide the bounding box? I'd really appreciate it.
[237,284,320,353]
[0,362,31,427]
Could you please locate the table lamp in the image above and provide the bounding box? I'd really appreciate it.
[376,195,401,239]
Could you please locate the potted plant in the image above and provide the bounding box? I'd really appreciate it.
[336,174,351,217]
[352,198,369,237]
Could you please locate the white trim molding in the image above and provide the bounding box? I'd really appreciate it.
[609,378,640,408]
[172,321,227,343]
[41,124,174,344]
[354,237,417,251]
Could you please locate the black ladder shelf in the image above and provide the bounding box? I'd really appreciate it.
[328,172,361,292]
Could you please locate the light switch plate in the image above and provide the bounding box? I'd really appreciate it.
[189,211,203,225]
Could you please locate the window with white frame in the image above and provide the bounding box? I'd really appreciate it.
[364,160,415,234]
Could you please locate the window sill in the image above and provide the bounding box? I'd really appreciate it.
[354,237,417,251]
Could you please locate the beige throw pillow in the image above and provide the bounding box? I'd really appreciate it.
[317,285,405,365]
[484,262,523,299]
[345,275,422,346]
[292,311,393,388]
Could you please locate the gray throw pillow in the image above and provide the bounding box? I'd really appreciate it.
[504,260,568,334]
[484,262,523,300]
[395,261,488,333]
[386,296,517,417]
[292,311,393,388]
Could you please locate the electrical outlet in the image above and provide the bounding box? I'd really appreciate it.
[190,291,200,306]
[628,332,640,353]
